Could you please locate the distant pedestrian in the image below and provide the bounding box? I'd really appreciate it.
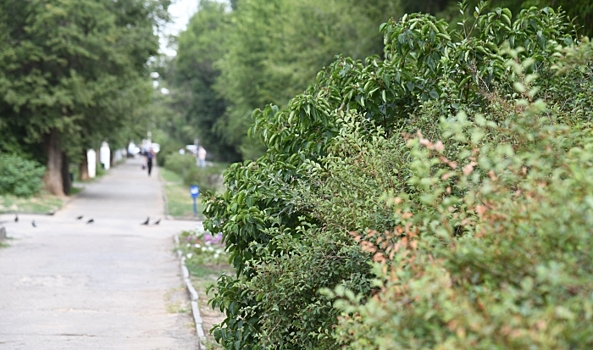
[146,147,156,176]
[198,146,207,168]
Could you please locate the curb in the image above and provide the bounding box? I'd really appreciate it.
[174,233,207,349]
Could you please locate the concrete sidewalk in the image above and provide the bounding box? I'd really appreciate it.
[0,158,200,349]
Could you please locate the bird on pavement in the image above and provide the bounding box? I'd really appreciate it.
[76,215,83,220]
[14,214,18,222]
[154,218,161,225]
[86,219,94,224]
[141,217,149,225]
[31,220,36,227]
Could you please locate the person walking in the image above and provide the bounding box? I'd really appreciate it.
[198,146,207,168]
[146,147,156,176]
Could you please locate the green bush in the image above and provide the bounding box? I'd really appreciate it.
[0,154,46,197]
[164,152,226,194]
[330,92,593,350]
[163,152,196,178]
[205,4,593,349]
[183,163,226,194]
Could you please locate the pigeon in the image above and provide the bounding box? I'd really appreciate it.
[31,220,36,227]
[141,217,149,225]
[14,214,18,222]
[76,215,83,220]
[86,219,94,224]
[154,218,161,225]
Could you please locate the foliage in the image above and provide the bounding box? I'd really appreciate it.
[174,0,239,162]
[245,227,374,349]
[160,167,205,219]
[163,152,226,194]
[163,153,197,179]
[0,154,46,197]
[165,0,593,162]
[0,0,168,195]
[167,0,404,161]
[184,164,227,194]
[329,71,593,349]
[204,3,593,349]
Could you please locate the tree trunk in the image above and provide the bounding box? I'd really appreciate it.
[79,149,89,181]
[44,129,65,196]
[61,152,71,196]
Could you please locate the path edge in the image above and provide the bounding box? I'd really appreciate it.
[174,233,207,349]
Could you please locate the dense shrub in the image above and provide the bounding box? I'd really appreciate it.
[184,163,227,193]
[163,152,196,178]
[165,152,227,194]
[0,154,46,197]
[330,90,593,349]
[205,4,593,349]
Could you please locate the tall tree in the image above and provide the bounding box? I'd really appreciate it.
[214,0,404,159]
[0,0,168,195]
[174,0,240,162]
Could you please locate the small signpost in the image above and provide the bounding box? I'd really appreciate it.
[190,185,200,216]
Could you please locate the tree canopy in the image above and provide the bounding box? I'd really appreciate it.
[165,0,593,163]
[0,0,169,195]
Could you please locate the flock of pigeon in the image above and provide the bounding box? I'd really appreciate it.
[13,214,161,227]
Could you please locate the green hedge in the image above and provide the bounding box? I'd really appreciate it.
[163,152,196,178]
[0,154,46,197]
[184,163,227,194]
[164,152,226,193]
[330,96,593,350]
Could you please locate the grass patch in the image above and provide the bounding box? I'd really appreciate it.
[186,263,229,282]
[160,167,182,182]
[164,286,191,314]
[69,185,84,196]
[0,242,9,249]
[161,168,205,219]
[0,191,64,214]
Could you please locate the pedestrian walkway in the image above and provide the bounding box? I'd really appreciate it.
[0,158,200,349]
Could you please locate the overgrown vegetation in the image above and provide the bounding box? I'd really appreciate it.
[155,0,593,163]
[160,168,203,218]
[332,106,593,349]
[204,2,593,349]
[0,154,45,197]
[163,153,226,193]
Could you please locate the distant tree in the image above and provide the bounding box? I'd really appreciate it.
[0,0,168,195]
[214,0,405,159]
[174,0,240,162]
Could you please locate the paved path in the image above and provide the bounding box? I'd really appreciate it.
[0,158,200,349]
